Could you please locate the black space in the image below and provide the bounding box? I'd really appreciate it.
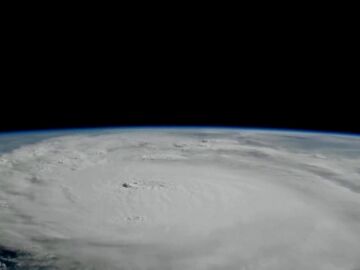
[2,52,358,134]
[2,13,358,135]
[1,84,358,134]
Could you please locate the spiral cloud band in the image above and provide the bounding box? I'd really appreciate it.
[0,129,360,269]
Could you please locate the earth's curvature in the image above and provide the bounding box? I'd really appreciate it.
[0,128,360,270]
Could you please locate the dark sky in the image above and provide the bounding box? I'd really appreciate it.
[2,15,357,135]
[1,84,358,135]
[2,42,357,134]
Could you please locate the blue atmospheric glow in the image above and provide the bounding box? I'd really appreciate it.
[0,126,359,138]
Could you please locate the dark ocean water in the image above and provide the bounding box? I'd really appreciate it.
[0,246,52,270]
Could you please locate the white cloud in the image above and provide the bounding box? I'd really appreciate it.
[0,130,359,269]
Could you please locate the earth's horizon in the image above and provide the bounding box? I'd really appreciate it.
[1,127,360,269]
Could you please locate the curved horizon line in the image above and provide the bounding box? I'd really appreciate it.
[0,125,359,138]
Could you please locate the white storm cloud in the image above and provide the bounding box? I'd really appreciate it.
[0,129,359,269]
